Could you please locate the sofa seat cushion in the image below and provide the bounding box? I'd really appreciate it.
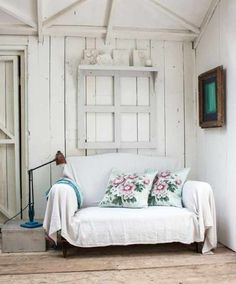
[72,206,201,247]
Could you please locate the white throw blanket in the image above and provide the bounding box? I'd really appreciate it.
[43,180,217,254]
[182,181,217,254]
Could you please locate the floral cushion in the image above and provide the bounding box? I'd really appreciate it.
[100,168,158,208]
[148,168,190,208]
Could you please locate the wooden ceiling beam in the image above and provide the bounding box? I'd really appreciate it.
[0,25,37,35]
[43,0,88,28]
[37,0,43,42]
[0,1,36,28]
[105,0,116,45]
[149,0,200,34]
[43,25,197,41]
[194,0,221,49]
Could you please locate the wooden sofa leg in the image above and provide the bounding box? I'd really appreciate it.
[195,242,201,253]
[61,238,68,258]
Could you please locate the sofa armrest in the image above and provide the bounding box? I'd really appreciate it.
[182,180,217,253]
[43,183,78,244]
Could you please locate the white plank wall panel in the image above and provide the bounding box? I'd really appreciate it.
[165,41,185,168]
[28,36,51,218]
[94,37,116,154]
[116,39,135,66]
[5,61,16,215]
[8,36,195,218]
[50,37,65,183]
[85,38,97,155]
[0,62,7,214]
[65,37,85,156]
[136,39,151,155]
[151,40,165,156]
[183,42,196,178]
[116,38,137,154]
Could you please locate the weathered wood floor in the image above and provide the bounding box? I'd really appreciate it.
[0,243,236,283]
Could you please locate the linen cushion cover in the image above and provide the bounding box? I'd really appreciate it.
[100,168,158,208]
[148,168,190,208]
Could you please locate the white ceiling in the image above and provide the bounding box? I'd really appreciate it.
[0,0,215,42]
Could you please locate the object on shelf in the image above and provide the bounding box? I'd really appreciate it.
[113,49,130,65]
[82,49,99,65]
[96,53,113,65]
[145,59,152,67]
[133,49,149,66]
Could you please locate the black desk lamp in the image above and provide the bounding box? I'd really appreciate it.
[21,151,66,228]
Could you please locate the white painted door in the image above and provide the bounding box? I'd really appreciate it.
[0,56,20,218]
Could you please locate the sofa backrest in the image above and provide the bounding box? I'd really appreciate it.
[63,153,179,207]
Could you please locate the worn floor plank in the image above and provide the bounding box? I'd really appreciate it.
[0,243,236,283]
[0,263,236,284]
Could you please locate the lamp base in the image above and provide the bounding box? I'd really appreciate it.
[20,221,43,229]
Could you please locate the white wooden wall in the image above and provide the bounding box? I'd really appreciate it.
[196,0,236,252]
[26,36,196,218]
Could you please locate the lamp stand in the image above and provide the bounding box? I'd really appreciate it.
[20,159,55,229]
[20,170,43,228]
[20,151,66,229]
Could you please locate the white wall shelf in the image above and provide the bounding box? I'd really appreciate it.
[78,64,159,72]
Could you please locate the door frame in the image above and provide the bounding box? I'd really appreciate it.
[0,45,28,218]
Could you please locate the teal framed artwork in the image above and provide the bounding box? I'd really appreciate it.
[198,66,225,128]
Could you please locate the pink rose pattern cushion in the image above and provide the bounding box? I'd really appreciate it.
[148,168,190,208]
[100,169,157,208]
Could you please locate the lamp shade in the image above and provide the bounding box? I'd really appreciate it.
[55,151,66,165]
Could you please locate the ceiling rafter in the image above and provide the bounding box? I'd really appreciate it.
[0,0,36,28]
[37,0,43,42]
[43,25,197,40]
[43,0,88,28]
[148,0,200,34]
[105,0,116,45]
[194,0,221,49]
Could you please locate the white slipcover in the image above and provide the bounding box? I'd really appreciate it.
[43,153,217,254]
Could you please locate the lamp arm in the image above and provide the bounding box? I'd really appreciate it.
[28,158,56,173]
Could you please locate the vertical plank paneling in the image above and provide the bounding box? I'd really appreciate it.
[50,37,65,183]
[184,42,196,178]
[23,36,195,218]
[136,40,151,155]
[151,40,165,156]
[28,36,51,218]
[86,38,96,155]
[165,41,184,167]
[65,37,85,156]
[116,39,137,153]
[5,61,16,215]
[0,62,7,213]
[116,39,135,66]
[95,38,116,154]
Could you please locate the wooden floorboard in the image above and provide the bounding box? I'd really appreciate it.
[0,243,236,283]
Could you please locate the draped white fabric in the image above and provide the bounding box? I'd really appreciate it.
[43,180,217,253]
[43,154,217,254]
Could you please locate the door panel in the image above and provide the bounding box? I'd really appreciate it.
[0,56,20,218]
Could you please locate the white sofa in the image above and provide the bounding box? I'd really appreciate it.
[43,153,217,257]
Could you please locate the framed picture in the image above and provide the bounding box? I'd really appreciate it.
[198,65,225,128]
